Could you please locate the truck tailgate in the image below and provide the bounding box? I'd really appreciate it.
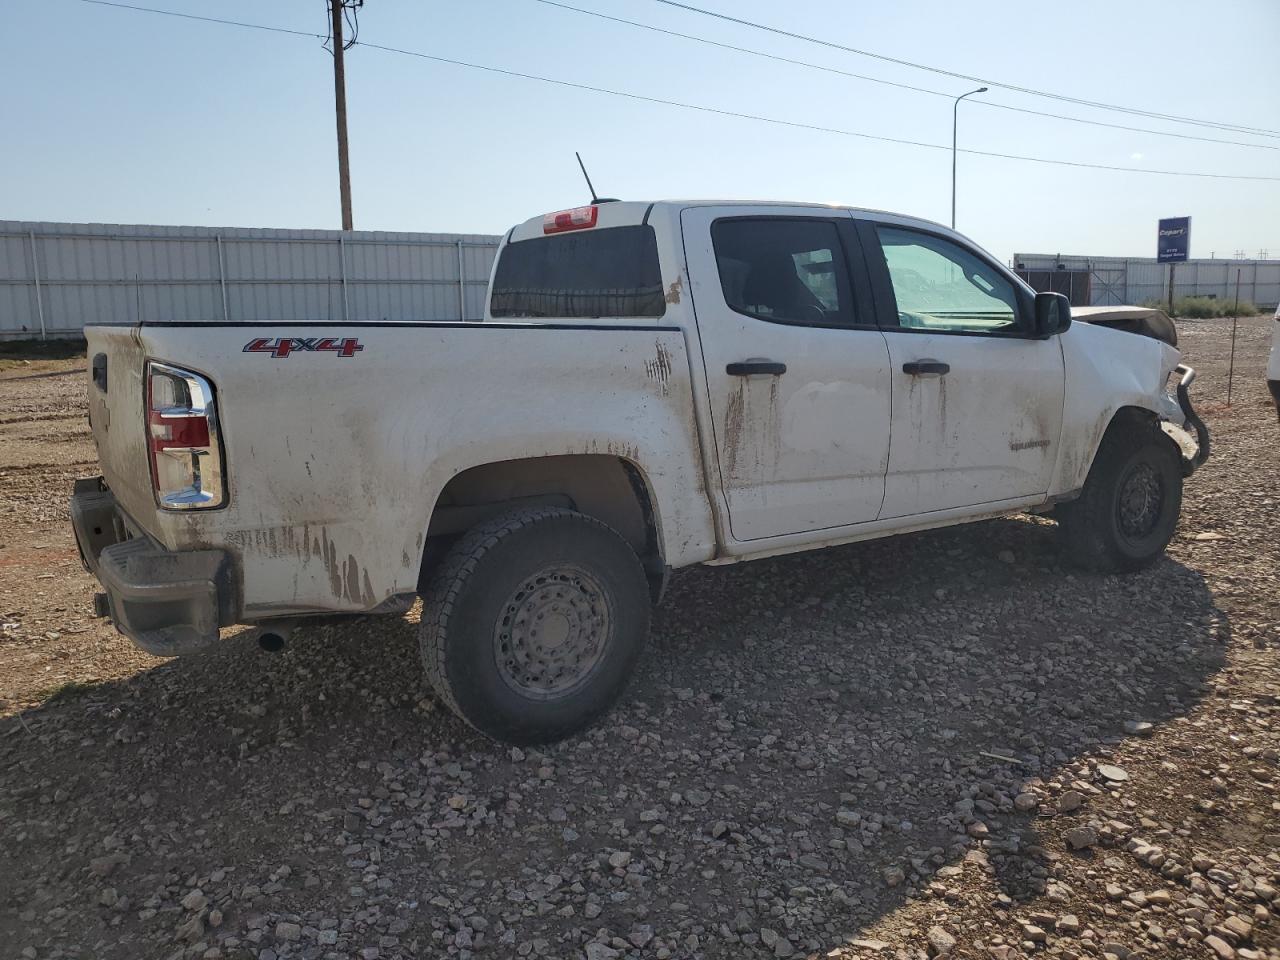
[83,325,162,539]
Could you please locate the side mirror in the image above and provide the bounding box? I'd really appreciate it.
[1034,291,1072,337]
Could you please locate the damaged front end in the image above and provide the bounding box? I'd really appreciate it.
[1170,364,1210,476]
[1068,306,1209,478]
[1147,336,1210,479]
[1072,305,1179,347]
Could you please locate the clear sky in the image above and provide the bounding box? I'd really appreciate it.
[5,0,1279,262]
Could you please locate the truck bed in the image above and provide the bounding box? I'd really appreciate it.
[83,320,714,621]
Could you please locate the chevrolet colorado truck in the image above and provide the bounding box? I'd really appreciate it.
[72,200,1209,744]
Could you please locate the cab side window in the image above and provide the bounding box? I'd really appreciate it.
[876,226,1026,335]
[712,218,856,328]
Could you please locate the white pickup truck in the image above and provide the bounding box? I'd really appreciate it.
[73,200,1208,744]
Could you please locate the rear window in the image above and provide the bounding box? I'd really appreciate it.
[489,225,665,319]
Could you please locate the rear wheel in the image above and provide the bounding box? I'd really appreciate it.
[1057,417,1183,573]
[419,507,650,745]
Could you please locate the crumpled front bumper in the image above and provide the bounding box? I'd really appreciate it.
[1173,364,1210,476]
[70,478,237,656]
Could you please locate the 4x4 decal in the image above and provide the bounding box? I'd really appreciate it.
[243,337,364,358]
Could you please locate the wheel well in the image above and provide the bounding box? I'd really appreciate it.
[418,454,662,592]
[1105,405,1183,456]
[1081,405,1180,486]
[1106,405,1160,437]
[1050,405,1171,512]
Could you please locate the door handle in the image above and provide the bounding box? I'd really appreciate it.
[902,359,950,376]
[726,359,787,376]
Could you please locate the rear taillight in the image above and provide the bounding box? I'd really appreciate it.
[542,205,598,234]
[146,361,226,510]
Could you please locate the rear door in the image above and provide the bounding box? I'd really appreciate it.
[858,219,1065,518]
[681,205,892,541]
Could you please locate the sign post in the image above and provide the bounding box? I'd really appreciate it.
[1227,268,1241,407]
[1157,217,1190,313]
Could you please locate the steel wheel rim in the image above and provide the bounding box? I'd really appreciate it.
[1117,461,1163,540]
[493,564,612,700]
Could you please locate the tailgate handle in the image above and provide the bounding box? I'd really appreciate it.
[902,359,949,376]
[92,354,108,392]
[727,359,787,376]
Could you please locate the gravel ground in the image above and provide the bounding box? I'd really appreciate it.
[1,318,1277,960]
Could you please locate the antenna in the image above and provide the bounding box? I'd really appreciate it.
[575,151,599,204]
[574,152,619,204]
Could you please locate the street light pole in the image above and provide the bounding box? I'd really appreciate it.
[951,86,987,229]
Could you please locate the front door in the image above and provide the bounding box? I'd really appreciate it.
[860,220,1066,519]
[681,206,893,542]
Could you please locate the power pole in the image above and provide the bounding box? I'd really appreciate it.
[329,0,354,231]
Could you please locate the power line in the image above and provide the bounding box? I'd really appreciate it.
[355,39,1279,182]
[322,0,363,53]
[79,0,324,39]
[72,0,1280,183]
[646,0,1280,139]
[532,0,1279,153]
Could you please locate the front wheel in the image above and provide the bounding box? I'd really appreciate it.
[1057,419,1183,573]
[419,507,650,745]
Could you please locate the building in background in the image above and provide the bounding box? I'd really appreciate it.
[1014,253,1279,309]
[0,221,502,340]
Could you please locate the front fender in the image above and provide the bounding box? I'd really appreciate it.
[1050,323,1192,497]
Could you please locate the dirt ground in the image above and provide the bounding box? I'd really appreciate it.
[1,319,1277,960]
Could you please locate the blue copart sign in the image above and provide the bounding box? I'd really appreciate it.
[1157,217,1190,262]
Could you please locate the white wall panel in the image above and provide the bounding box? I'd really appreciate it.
[1015,252,1280,309]
[0,220,500,338]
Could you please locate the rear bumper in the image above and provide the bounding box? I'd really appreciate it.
[1174,364,1210,477]
[70,478,237,656]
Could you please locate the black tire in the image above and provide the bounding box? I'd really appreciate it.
[1057,418,1183,573]
[419,507,650,745]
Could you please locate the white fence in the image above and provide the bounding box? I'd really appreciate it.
[0,220,503,340]
[1014,252,1280,309]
